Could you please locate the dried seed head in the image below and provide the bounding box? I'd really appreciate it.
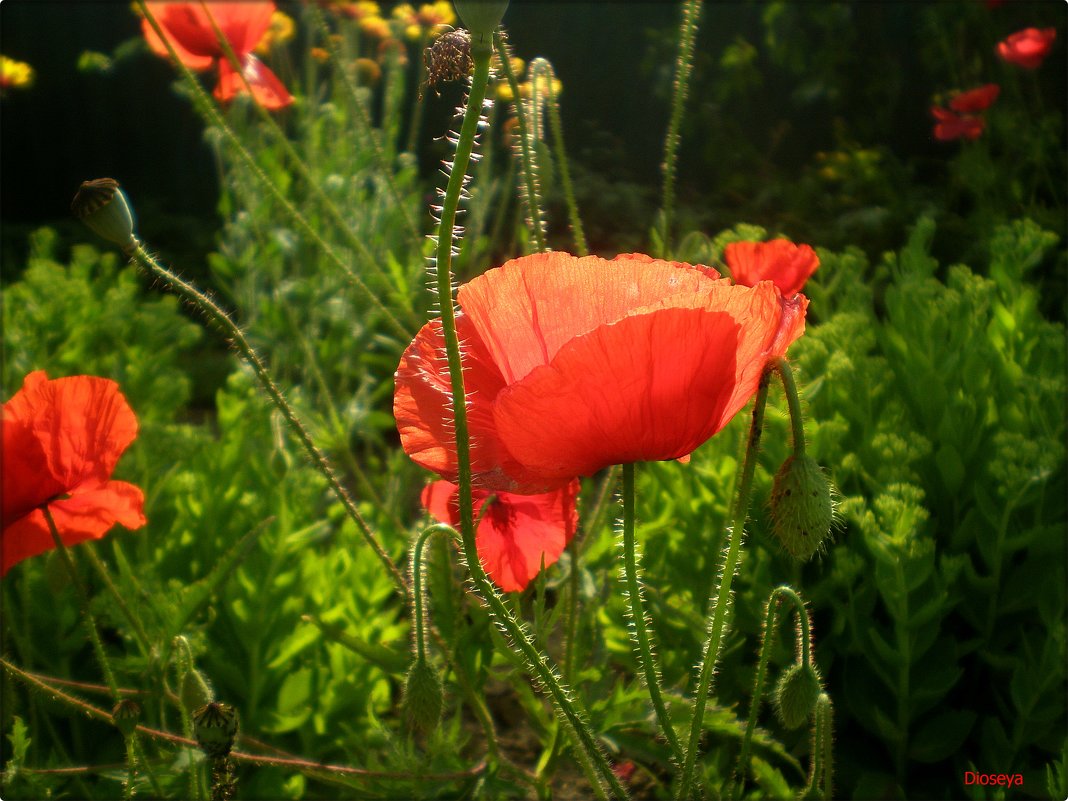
[424,28,472,96]
[402,658,444,736]
[774,662,822,729]
[112,698,142,738]
[71,177,135,251]
[769,453,835,561]
[193,702,239,759]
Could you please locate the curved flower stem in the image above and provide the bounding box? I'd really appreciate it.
[675,369,772,801]
[530,58,587,256]
[729,585,810,798]
[773,357,806,455]
[494,32,547,253]
[621,463,683,764]
[657,0,702,256]
[431,40,626,801]
[137,0,413,341]
[411,524,455,663]
[127,243,409,601]
[804,693,835,800]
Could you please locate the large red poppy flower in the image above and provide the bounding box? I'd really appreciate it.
[996,27,1056,70]
[723,239,819,297]
[949,84,1000,114]
[2,371,146,575]
[422,479,580,592]
[142,2,293,109]
[930,106,985,141]
[395,252,808,494]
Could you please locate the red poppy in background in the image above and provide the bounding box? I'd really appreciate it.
[997,27,1056,69]
[395,252,808,494]
[723,239,819,297]
[2,372,146,575]
[142,2,293,109]
[931,106,986,141]
[949,83,1000,113]
[422,479,580,592]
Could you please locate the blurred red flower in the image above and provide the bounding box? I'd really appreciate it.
[723,239,819,297]
[931,106,985,141]
[996,27,1056,69]
[949,83,1000,113]
[2,371,146,575]
[142,2,293,109]
[395,252,808,494]
[422,479,579,592]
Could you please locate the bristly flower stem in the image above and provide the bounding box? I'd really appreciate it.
[621,463,683,764]
[431,38,627,801]
[676,367,771,800]
[658,0,702,256]
[127,243,410,602]
[774,357,807,455]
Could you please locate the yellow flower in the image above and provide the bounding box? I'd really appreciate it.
[355,57,382,84]
[335,0,381,19]
[1,55,34,91]
[359,15,392,38]
[391,3,417,25]
[417,1,455,28]
[310,47,331,63]
[254,11,296,56]
[395,1,454,40]
[497,75,562,103]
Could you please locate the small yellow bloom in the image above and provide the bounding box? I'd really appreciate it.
[391,3,417,25]
[310,47,331,63]
[0,55,34,91]
[354,57,382,84]
[360,15,392,38]
[254,11,296,56]
[417,1,455,28]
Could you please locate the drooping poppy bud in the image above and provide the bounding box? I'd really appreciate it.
[71,178,135,251]
[769,453,834,561]
[402,658,444,736]
[180,665,215,714]
[774,662,822,729]
[193,702,239,759]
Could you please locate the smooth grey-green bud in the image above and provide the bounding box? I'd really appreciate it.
[180,666,215,714]
[452,0,508,41]
[71,177,135,251]
[769,453,834,561]
[193,702,239,759]
[402,659,443,737]
[774,662,822,729]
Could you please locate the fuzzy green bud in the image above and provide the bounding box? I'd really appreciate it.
[193,702,239,759]
[71,178,135,251]
[112,698,142,738]
[769,453,834,561]
[402,659,444,736]
[774,663,822,729]
[452,0,508,43]
[180,666,215,714]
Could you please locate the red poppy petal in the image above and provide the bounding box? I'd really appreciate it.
[25,375,140,494]
[458,252,724,385]
[143,3,221,64]
[202,2,276,54]
[395,317,559,493]
[1,481,146,576]
[725,240,819,297]
[421,480,462,526]
[494,284,806,479]
[215,55,293,108]
[2,372,64,524]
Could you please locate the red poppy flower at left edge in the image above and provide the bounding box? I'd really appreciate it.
[422,479,580,592]
[723,239,820,297]
[2,371,147,576]
[142,1,293,109]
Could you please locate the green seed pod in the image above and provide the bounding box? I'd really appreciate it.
[769,453,834,561]
[70,178,135,251]
[180,666,215,715]
[402,658,444,737]
[112,698,142,738]
[193,702,239,759]
[452,0,508,43]
[774,662,822,729]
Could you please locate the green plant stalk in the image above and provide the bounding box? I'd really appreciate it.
[406,31,431,154]
[730,585,810,798]
[431,43,626,801]
[676,370,771,800]
[532,60,588,256]
[197,1,418,315]
[774,357,807,455]
[621,462,684,764]
[41,507,136,800]
[658,0,702,256]
[127,242,409,601]
[411,524,455,662]
[494,32,546,252]
[137,0,412,341]
[803,693,834,800]
[82,544,152,657]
